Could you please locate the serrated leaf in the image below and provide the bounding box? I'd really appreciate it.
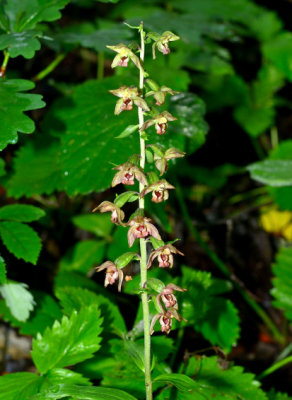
[271,247,292,323]
[2,0,69,32]
[73,214,113,237]
[0,255,6,284]
[31,306,103,374]
[268,391,292,400]
[31,384,137,400]
[180,356,267,400]
[7,138,64,198]
[247,160,292,187]
[59,240,106,274]
[0,372,41,400]
[0,282,35,321]
[40,368,91,390]
[0,221,42,264]
[180,267,240,352]
[0,30,41,58]
[0,79,45,151]
[55,286,126,335]
[0,204,45,222]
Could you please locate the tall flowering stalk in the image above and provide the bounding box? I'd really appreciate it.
[95,22,185,400]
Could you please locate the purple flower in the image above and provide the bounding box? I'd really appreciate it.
[112,162,148,187]
[147,244,184,269]
[140,179,175,203]
[127,216,161,247]
[140,111,177,135]
[96,261,124,292]
[92,201,125,225]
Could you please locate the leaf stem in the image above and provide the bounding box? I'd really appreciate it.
[258,354,292,380]
[33,53,65,81]
[138,22,153,400]
[0,51,10,77]
[175,179,285,345]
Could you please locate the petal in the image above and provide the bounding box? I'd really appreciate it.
[133,97,150,112]
[114,98,125,115]
[96,261,116,272]
[111,170,124,187]
[146,222,161,241]
[147,250,159,269]
[117,269,124,292]
[150,313,161,335]
[127,226,136,247]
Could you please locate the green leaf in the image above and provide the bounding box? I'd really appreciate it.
[180,356,267,400]
[263,32,292,82]
[0,255,6,284]
[0,372,41,400]
[55,286,126,335]
[268,391,292,400]
[271,247,292,323]
[115,124,139,139]
[59,240,106,274]
[31,306,103,374]
[39,368,91,390]
[2,0,69,32]
[114,191,139,207]
[0,221,42,264]
[247,160,292,187]
[7,138,64,198]
[0,30,41,58]
[48,76,139,195]
[72,214,113,237]
[123,340,145,373]
[31,384,137,400]
[154,373,196,392]
[0,79,45,151]
[0,282,34,321]
[115,252,140,269]
[55,270,102,293]
[0,204,45,222]
[180,267,240,352]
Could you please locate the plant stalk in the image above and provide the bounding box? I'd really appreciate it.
[138,22,152,400]
[175,179,285,345]
[33,53,65,81]
[0,51,10,77]
[258,354,292,380]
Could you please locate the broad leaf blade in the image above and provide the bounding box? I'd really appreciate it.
[0,79,45,151]
[0,204,45,222]
[0,30,41,58]
[0,372,41,400]
[247,160,292,187]
[0,221,42,264]
[31,306,103,374]
[0,282,35,321]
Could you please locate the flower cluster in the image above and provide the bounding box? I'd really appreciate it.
[94,26,186,336]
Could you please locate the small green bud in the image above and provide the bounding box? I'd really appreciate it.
[115,252,140,269]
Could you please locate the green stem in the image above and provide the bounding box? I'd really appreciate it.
[270,126,278,149]
[258,354,292,380]
[33,53,65,81]
[175,180,285,345]
[97,51,104,80]
[138,22,152,400]
[0,51,10,77]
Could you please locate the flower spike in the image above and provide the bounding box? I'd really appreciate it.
[112,162,148,187]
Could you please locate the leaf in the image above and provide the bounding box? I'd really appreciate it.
[48,76,139,195]
[271,246,292,323]
[31,384,137,400]
[1,0,69,32]
[180,356,267,400]
[31,306,103,374]
[114,191,139,207]
[115,252,140,268]
[7,138,64,198]
[39,368,91,390]
[55,270,103,293]
[115,124,139,139]
[0,255,6,284]
[59,240,106,274]
[0,30,41,58]
[154,373,196,392]
[263,32,292,82]
[268,391,292,400]
[0,204,45,222]
[123,340,145,373]
[180,267,240,352]
[0,372,41,400]
[247,160,292,187]
[0,221,42,264]
[0,282,34,321]
[73,214,113,237]
[55,286,127,335]
[0,79,45,151]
